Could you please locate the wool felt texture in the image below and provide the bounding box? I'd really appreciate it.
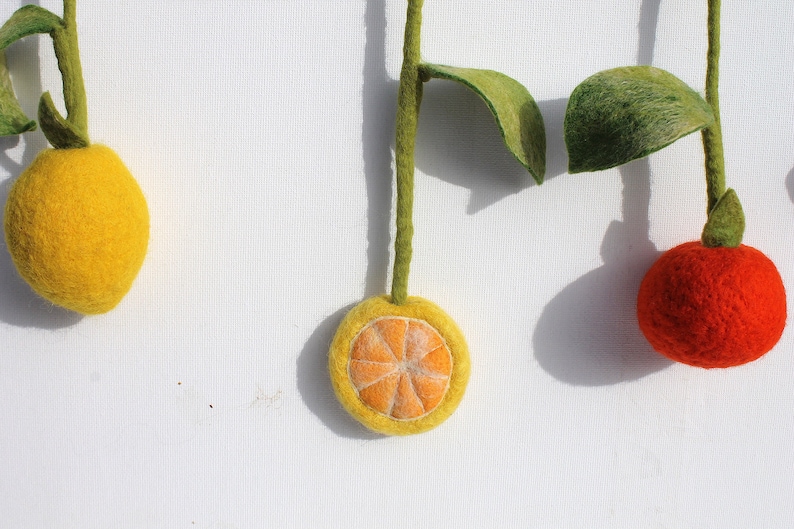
[636,241,786,368]
[0,2,89,147]
[4,145,150,315]
[348,316,453,420]
[0,5,63,50]
[48,0,88,145]
[418,63,546,184]
[564,66,714,173]
[701,188,744,248]
[329,295,470,436]
[0,5,64,136]
[0,54,36,135]
[391,0,424,306]
[702,0,724,214]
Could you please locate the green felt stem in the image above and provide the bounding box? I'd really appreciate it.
[391,0,424,306]
[700,0,744,247]
[701,0,724,213]
[44,0,89,147]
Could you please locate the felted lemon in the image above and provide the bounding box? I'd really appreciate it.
[1,1,150,315]
[329,296,470,436]
[4,145,149,314]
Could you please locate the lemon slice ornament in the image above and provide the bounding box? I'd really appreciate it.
[329,0,546,435]
[0,1,149,315]
[563,0,786,367]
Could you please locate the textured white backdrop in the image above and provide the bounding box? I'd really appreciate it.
[1,1,793,527]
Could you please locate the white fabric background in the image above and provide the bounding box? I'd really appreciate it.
[2,0,793,527]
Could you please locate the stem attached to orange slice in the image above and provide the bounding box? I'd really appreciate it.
[391,0,424,305]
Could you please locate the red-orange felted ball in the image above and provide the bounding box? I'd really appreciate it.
[637,241,786,368]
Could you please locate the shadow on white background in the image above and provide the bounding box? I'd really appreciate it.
[0,3,83,329]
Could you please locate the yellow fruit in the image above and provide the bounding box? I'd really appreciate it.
[4,144,149,315]
[329,295,470,435]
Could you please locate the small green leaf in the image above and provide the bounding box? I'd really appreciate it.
[0,5,63,51]
[419,63,546,184]
[701,188,745,248]
[564,66,714,173]
[38,91,89,149]
[0,52,36,136]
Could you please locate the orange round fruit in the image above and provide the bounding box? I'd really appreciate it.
[637,241,786,368]
[329,295,470,435]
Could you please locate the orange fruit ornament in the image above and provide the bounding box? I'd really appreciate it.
[329,296,470,435]
[637,242,786,368]
[563,0,787,368]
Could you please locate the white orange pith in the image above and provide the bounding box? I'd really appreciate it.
[348,316,453,420]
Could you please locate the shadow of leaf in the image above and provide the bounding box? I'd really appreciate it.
[533,159,673,385]
[415,81,567,214]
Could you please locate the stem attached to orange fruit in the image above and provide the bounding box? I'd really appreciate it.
[391,0,424,305]
[701,0,724,214]
[699,0,745,248]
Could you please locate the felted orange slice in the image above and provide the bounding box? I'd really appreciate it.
[329,295,470,435]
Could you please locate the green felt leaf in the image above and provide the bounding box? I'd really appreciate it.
[419,63,546,184]
[0,5,63,51]
[564,66,714,173]
[701,188,745,248]
[0,52,36,136]
[38,91,89,149]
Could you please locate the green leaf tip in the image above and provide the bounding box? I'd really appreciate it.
[38,91,89,149]
[701,188,745,248]
[419,63,546,185]
[0,5,64,137]
[0,52,35,136]
[564,65,714,173]
[0,5,63,51]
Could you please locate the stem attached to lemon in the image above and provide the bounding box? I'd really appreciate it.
[53,0,87,137]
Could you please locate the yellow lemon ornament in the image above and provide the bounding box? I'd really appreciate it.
[4,146,149,314]
[0,1,148,314]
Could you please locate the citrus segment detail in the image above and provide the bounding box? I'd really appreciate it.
[328,295,470,436]
[349,317,452,420]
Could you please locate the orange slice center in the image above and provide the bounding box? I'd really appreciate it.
[348,316,453,420]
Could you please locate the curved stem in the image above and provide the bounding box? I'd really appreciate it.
[391,0,424,305]
[701,0,724,213]
[51,0,89,140]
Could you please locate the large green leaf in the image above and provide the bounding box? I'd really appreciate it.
[419,63,546,184]
[564,66,714,173]
[0,52,35,136]
[0,5,62,51]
